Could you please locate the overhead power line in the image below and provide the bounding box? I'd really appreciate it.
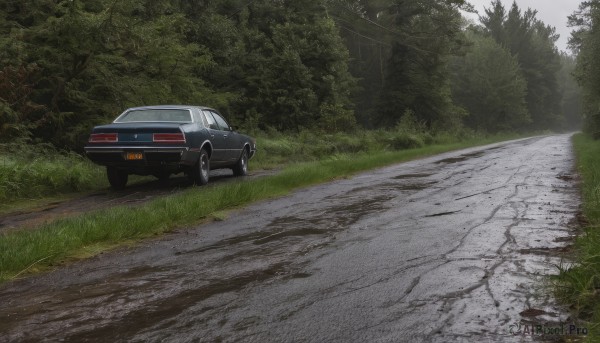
[331,17,391,47]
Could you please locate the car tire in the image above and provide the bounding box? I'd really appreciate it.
[232,149,248,177]
[190,149,210,185]
[107,167,128,190]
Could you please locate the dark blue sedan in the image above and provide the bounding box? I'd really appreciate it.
[85,105,256,189]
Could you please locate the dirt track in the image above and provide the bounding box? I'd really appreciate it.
[0,169,278,233]
[0,135,580,342]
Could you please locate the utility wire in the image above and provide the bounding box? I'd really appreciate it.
[333,4,441,42]
[337,4,403,36]
[332,17,391,46]
[336,24,392,47]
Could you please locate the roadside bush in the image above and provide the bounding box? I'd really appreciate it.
[385,132,425,150]
[0,144,105,204]
[329,133,367,154]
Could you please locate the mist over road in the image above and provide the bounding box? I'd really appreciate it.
[0,135,579,342]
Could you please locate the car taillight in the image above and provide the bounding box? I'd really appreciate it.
[89,133,118,143]
[153,133,186,143]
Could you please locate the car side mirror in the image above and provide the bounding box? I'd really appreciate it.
[230,126,237,131]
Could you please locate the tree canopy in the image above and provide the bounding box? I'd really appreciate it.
[0,0,582,149]
[479,0,563,130]
[450,31,529,131]
[568,0,600,136]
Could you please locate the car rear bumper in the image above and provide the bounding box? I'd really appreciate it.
[85,146,199,170]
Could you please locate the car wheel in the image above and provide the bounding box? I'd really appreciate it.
[232,149,248,176]
[107,167,128,190]
[191,149,210,185]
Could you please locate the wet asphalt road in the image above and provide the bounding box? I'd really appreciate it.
[0,134,579,342]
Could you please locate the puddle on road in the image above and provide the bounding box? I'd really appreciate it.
[252,228,326,245]
[556,174,575,181]
[179,194,395,262]
[518,246,571,256]
[436,151,485,164]
[349,181,436,194]
[519,308,556,318]
[392,182,437,191]
[425,210,461,218]
[393,173,434,179]
[286,272,312,279]
[0,265,179,335]
[61,263,290,342]
[321,194,394,227]
[436,156,469,164]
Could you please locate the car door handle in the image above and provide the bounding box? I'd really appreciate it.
[223,134,228,138]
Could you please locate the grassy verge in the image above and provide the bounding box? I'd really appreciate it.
[0,146,107,206]
[555,133,600,340]
[251,128,501,169]
[0,134,526,283]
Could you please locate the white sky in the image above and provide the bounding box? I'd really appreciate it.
[463,0,583,52]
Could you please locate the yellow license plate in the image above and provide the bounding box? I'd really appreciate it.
[125,152,143,160]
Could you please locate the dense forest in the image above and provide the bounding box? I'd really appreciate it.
[569,0,600,138]
[0,0,583,150]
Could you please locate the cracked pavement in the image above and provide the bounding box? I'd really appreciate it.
[0,134,580,342]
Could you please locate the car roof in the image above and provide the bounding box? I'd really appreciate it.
[125,105,217,112]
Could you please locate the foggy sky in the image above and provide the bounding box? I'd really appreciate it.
[464,0,583,53]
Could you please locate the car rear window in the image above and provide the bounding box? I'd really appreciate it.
[115,109,192,123]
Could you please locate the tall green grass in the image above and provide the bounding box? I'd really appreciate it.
[251,127,489,169]
[555,133,600,340]
[0,135,524,283]
[0,145,106,204]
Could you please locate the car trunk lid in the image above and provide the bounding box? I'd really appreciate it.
[90,123,186,144]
